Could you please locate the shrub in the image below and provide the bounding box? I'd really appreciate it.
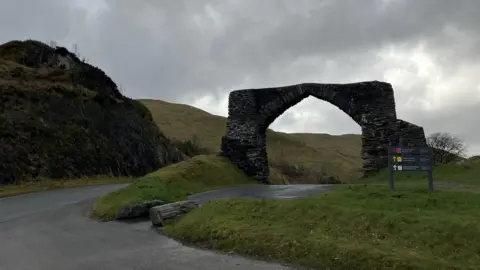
[270,159,341,184]
[172,136,212,157]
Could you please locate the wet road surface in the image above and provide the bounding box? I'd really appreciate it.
[0,184,332,270]
[188,184,333,204]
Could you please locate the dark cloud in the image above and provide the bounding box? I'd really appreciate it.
[1,0,479,154]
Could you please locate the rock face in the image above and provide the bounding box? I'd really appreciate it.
[149,200,199,226]
[220,81,427,183]
[396,119,427,146]
[0,40,184,184]
[115,200,168,220]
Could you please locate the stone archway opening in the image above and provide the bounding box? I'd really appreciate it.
[220,81,427,184]
[266,96,363,184]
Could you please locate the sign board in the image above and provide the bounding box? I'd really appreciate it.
[388,141,434,191]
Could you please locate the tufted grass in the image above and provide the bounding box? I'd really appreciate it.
[90,155,256,221]
[163,162,480,269]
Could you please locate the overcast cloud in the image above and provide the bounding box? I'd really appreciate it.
[1,0,479,155]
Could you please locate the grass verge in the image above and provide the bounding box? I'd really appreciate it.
[164,163,480,270]
[0,176,132,198]
[362,161,480,190]
[91,155,257,221]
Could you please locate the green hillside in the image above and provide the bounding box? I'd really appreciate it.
[139,99,363,183]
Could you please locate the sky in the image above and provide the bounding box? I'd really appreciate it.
[1,0,479,155]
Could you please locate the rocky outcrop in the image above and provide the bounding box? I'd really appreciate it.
[220,81,427,183]
[115,200,168,220]
[0,40,184,184]
[149,200,199,226]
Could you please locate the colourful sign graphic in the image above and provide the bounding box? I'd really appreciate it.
[388,144,433,191]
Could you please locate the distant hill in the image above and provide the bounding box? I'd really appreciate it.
[0,40,183,184]
[139,99,363,183]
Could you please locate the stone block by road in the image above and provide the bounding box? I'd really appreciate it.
[115,200,167,220]
[150,200,199,226]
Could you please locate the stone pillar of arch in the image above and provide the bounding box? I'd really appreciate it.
[220,81,425,183]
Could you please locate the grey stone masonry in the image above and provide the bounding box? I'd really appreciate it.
[396,119,427,146]
[220,81,428,184]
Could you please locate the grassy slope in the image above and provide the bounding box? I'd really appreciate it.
[139,99,362,183]
[91,155,256,221]
[164,162,480,270]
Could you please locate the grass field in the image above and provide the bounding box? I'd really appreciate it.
[139,99,362,183]
[91,155,256,221]
[163,161,480,270]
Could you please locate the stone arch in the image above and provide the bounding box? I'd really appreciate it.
[220,81,426,183]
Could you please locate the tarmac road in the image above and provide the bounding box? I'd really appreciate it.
[0,184,332,270]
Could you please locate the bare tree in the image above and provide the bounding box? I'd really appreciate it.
[426,132,467,164]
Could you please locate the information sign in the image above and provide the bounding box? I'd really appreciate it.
[388,139,433,191]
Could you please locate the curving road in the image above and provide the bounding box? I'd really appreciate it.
[0,184,332,270]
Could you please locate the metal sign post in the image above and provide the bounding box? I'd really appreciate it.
[388,142,395,191]
[387,138,434,191]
